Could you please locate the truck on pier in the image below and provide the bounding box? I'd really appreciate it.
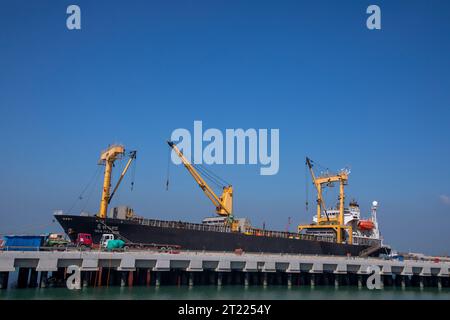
[100,233,181,253]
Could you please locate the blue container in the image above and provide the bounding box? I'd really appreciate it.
[2,235,45,251]
[393,255,404,262]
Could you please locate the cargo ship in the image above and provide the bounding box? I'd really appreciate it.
[55,144,389,257]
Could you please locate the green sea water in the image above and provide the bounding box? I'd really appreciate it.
[1,286,449,300]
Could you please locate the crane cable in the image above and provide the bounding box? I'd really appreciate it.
[193,164,225,189]
[68,166,102,213]
[130,153,137,191]
[165,147,171,191]
[79,170,102,214]
[305,161,309,213]
[166,145,229,192]
[197,163,231,186]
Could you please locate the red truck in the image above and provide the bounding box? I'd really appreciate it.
[75,233,93,249]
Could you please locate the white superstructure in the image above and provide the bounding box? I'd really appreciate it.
[310,200,383,246]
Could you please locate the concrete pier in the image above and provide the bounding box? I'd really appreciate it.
[0,250,449,289]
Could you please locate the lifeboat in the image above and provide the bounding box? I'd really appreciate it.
[358,220,375,231]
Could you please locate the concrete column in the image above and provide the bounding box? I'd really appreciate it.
[322,274,328,286]
[263,273,268,287]
[252,273,258,286]
[401,276,406,289]
[28,269,38,288]
[81,272,89,288]
[287,274,292,288]
[335,274,340,288]
[127,271,134,287]
[384,275,392,287]
[437,277,442,290]
[188,272,194,287]
[18,268,30,288]
[39,271,48,288]
[209,273,215,285]
[244,273,249,287]
[146,269,151,287]
[0,272,9,290]
[276,273,282,285]
[357,275,363,289]
[217,272,223,287]
[419,277,425,290]
[310,274,315,288]
[119,272,126,287]
[97,268,103,287]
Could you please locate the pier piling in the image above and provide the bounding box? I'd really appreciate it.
[81,272,89,288]
[146,269,151,287]
[39,271,48,288]
[1,250,449,290]
[0,272,9,289]
[401,276,406,289]
[127,271,134,287]
[335,274,340,288]
[155,272,161,287]
[18,268,30,288]
[120,272,126,287]
[287,273,292,288]
[244,273,250,287]
[419,277,425,290]
[96,268,103,287]
[310,274,316,288]
[28,269,38,288]
[357,275,363,289]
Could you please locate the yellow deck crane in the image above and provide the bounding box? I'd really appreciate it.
[98,144,137,219]
[298,157,353,244]
[167,141,238,231]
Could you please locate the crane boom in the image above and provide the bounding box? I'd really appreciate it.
[167,141,233,217]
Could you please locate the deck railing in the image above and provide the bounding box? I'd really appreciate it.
[129,217,335,243]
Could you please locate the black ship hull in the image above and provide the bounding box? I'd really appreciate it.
[55,214,371,256]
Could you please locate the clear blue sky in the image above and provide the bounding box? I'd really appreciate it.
[1,0,449,255]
